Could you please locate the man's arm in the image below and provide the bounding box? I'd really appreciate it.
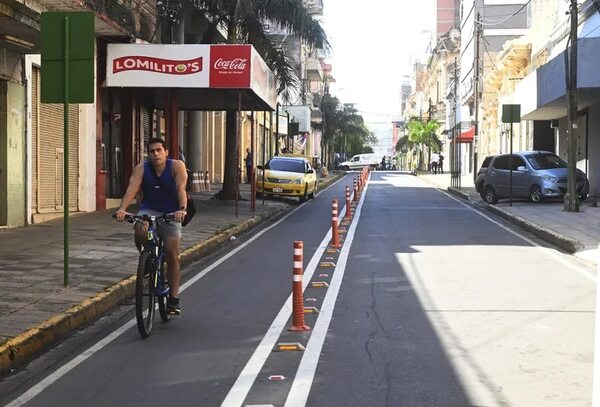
[173,160,189,223]
[115,163,144,221]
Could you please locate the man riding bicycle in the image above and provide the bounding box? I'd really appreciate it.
[116,137,188,316]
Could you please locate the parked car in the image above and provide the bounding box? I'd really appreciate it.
[256,156,318,202]
[475,155,495,199]
[483,151,589,204]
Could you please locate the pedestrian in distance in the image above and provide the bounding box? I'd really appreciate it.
[380,156,386,171]
[245,147,253,184]
[430,152,439,174]
[115,137,188,316]
[438,153,444,174]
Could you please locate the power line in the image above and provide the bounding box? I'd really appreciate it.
[477,0,532,27]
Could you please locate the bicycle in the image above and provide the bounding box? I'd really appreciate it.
[114,213,174,338]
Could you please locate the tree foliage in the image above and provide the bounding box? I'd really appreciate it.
[186,0,329,199]
[320,95,374,163]
[405,117,442,151]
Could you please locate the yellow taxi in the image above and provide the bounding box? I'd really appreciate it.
[256,155,318,202]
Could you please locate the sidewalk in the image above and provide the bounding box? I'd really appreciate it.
[419,172,600,266]
[0,173,342,376]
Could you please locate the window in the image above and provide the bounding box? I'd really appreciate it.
[492,155,509,170]
[526,153,567,170]
[267,159,305,173]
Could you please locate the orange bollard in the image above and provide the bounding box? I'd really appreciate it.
[353,178,358,202]
[289,241,310,331]
[345,186,351,220]
[331,199,341,248]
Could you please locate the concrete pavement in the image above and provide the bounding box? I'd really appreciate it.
[419,172,600,266]
[0,173,342,376]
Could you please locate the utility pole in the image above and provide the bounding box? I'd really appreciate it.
[473,12,481,183]
[452,59,459,189]
[565,0,579,212]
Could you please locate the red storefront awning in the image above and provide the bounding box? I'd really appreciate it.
[105,44,276,111]
[455,126,474,143]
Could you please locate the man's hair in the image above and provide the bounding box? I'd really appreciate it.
[147,137,168,151]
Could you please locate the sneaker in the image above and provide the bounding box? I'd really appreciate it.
[167,296,181,316]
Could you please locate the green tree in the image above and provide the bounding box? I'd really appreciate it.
[320,96,372,166]
[404,117,441,170]
[195,0,329,199]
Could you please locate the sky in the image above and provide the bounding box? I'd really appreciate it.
[321,0,437,155]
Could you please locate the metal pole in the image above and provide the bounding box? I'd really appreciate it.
[275,103,279,155]
[286,111,290,151]
[235,91,241,217]
[565,0,579,212]
[509,122,513,207]
[473,12,481,182]
[250,110,255,212]
[262,111,266,205]
[63,16,70,287]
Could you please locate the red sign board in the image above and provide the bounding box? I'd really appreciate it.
[209,45,252,88]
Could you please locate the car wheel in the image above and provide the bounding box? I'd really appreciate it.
[342,165,350,171]
[530,185,543,203]
[308,181,317,199]
[299,184,308,203]
[484,186,498,204]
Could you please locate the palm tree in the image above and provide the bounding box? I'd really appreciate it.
[319,96,373,166]
[193,0,329,199]
[404,117,441,170]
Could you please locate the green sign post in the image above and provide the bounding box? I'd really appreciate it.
[501,104,521,208]
[41,12,94,286]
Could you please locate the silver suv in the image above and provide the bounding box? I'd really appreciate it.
[483,151,589,204]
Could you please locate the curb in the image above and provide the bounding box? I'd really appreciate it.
[0,205,288,378]
[0,173,344,377]
[447,186,471,201]
[422,177,582,255]
[484,205,581,254]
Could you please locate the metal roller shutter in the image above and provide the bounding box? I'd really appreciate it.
[35,67,79,212]
[31,67,38,213]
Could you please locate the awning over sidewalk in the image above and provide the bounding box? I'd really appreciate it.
[105,44,277,111]
[454,126,474,143]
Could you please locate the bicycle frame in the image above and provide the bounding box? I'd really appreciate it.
[141,215,170,299]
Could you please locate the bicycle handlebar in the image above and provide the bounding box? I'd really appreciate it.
[112,213,177,224]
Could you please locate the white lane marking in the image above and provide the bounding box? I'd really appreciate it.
[431,183,596,282]
[5,177,348,407]
[283,174,369,407]
[220,202,349,406]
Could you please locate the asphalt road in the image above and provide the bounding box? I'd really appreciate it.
[1,172,596,406]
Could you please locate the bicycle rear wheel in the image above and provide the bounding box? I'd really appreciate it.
[136,251,156,338]
[157,260,171,322]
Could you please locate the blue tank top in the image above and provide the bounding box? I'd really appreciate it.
[140,159,179,213]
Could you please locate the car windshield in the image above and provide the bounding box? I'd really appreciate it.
[266,159,305,173]
[526,153,567,170]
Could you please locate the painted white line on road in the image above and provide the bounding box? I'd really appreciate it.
[220,196,350,407]
[433,185,596,282]
[5,177,348,407]
[284,174,370,407]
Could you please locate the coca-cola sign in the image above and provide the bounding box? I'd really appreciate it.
[210,45,252,88]
[213,58,248,71]
[113,56,203,75]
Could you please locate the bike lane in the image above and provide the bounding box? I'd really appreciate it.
[3,174,357,407]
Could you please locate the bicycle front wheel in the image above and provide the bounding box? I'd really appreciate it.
[157,260,171,323]
[136,251,156,338]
